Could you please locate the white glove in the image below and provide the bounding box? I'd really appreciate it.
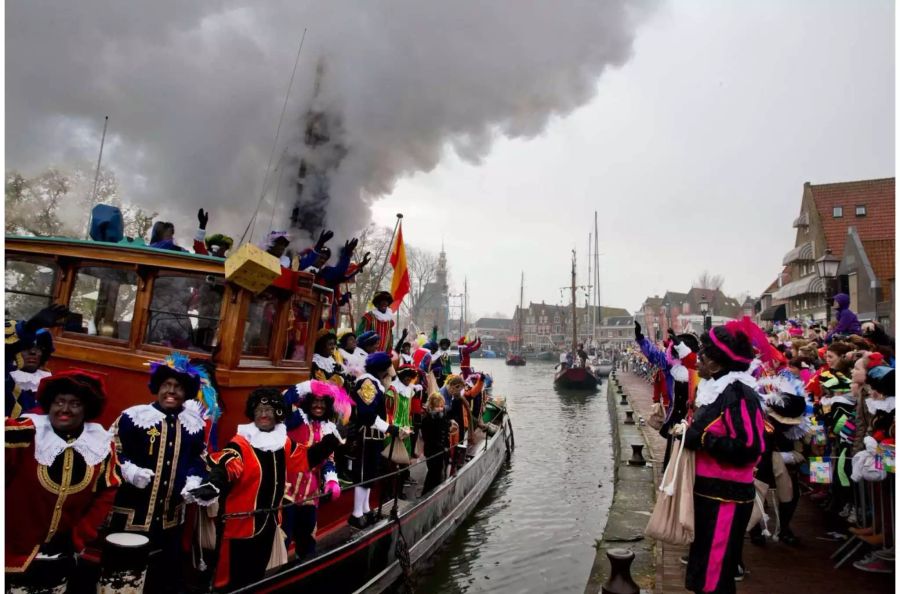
[320,421,346,444]
[121,461,155,489]
[779,451,804,465]
[864,435,878,453]
[670,421,687,437]
[182,475,219,507]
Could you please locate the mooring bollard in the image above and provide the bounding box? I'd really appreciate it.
[619,392,628,405]
[627,444,646,466]
[601,548,640,594]
[624,410,635,425]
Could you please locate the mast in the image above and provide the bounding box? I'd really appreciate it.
[594,211,600,348]
[571,250,577,353]
[587,231,592,347]
[517,271,525,354]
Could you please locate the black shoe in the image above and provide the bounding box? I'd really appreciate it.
[779,532,800,546]
[365,510,382,525]
[348,515,367,530]
[735,565,748,581]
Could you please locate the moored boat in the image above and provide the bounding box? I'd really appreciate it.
[5,234,515,593]
[506,271,527,367]
[505,354,526,366]
[591,358,613,377]
[553,365,598,390]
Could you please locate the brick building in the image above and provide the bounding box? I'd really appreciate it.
[772,178,894,327]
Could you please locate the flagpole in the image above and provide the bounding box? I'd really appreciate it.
[367,213,403,307]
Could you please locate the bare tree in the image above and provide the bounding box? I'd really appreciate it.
[348,224,394,323]
[403,246,440,324]
[6,166,156,240]
[694,270,725,291]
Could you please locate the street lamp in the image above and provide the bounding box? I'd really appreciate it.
[699,297,711,332]
[815,248,841,323]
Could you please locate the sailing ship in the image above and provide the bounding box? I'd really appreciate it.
[553,250,598,390]
[5,233,514,593]
[506,272,526,366]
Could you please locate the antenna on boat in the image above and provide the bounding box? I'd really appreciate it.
[85,116,109,238]
[240,27,309,246]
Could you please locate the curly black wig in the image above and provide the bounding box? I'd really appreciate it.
[245,387,288,421]
[299,391,335,420]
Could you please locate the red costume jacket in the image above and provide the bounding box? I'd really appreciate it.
[5,416,119,572]
[358,311,394,353]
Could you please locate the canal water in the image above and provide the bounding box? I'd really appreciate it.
[413,358,616,593]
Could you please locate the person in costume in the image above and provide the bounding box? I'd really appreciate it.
[682,321,766,592]
[5,371,119,588]
[420,392,454,496]
[314,238,370,329]
[431,333,454,388]
[109,353,211,592]
[282,379,352,558]
[457,333,482,379]
[347,352,408,529]
[357,291,395,354]
[385,365,419,458]
[203,233,234,258]
[5,305,65,418]
[657,329,701,467]
[188,388,341,589]
[264,230,293,268]
[311,328,346,387]
[357,330,382,355]
[337,329,368,379]
[752,370,809,546]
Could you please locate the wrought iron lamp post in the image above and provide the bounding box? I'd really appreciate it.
[815,249,841,324]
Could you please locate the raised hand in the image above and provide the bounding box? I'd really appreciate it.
[316,229,334,250]
[634,321,643,341]
[24,304,70,333]
[197,208,209,230]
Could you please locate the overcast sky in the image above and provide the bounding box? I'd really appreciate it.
[6,1,895,319]
[374,0,895,318]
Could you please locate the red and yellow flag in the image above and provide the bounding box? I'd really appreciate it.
[389,222,410,312]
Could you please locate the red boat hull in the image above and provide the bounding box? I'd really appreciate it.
[553,366,598,390]
[505,354,526,366]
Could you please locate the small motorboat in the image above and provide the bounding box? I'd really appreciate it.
[505,353,526,366]
[591,359,613,377]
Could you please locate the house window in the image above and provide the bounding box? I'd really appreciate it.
[833,206,843,218]
[855,205,867,217]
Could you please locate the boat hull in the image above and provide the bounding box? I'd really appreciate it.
[505,355,526,366]
[554,367,598,390]
[232,416,513,593]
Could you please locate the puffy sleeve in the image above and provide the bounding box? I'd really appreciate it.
[5,416,36,484]
[636,336,668,370]
[207,443,244,492]
[286,439,311,478]
[685,389,766,466]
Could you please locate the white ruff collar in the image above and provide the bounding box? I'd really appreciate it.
[670,361,689,383]
[822,394,856,408]
[237,423,287,452]
[23,414,111,466]
[695,372,758,408]
[313,354,336,373]
[390,379,414,398]
[10,369,52,392]
[371,308,394,323]
[124,400,206,435]
[867,397,895,415]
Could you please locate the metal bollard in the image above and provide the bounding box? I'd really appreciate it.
[601,548,640,594]
[619,392,628,405]
[627,444,646,466]
[624,410,635,425]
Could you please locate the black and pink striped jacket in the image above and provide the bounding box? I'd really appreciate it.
[684,377,766,503]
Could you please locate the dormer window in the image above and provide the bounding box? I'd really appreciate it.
[855,205,867,217]
[833,206,843,218]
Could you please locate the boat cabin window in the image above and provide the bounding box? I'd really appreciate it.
[145,273,225,352]
[67,266,139,340]
[242,289,279,358]
[4,257,58,321]
[284,295,315,362]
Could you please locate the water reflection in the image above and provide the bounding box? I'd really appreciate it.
[411,359,615,594]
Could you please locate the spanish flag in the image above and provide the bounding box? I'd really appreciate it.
[389,222,410,312]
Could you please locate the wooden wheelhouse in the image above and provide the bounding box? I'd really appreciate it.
[5,235,332,441]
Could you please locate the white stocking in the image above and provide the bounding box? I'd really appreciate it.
[353,487,368,518]
[362,487,371,513]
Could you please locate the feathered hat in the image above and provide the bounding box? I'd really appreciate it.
[148,352,202,398]
[292,380,354,425]
[365,352,394,376]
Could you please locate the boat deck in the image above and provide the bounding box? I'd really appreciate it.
[295,428,487,561]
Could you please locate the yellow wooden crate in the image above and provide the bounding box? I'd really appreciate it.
[224,243,282,294]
